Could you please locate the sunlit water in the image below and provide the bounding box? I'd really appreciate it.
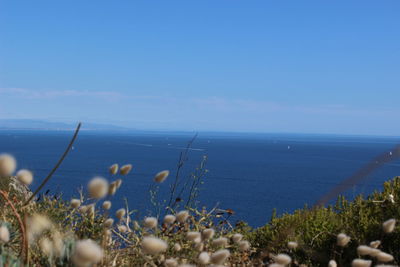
[1,130,399,227]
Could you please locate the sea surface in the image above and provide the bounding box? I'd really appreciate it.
[1,130,400,227]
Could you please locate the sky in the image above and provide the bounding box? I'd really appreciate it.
[0,1,399,135]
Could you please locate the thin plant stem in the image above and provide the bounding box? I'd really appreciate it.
[24,122,82,205]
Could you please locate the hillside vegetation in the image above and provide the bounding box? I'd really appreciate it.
[0,153,399,267]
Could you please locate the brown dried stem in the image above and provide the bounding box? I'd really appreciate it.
[0,190,27,259]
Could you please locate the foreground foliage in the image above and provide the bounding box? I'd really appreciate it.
[0,152,399,266]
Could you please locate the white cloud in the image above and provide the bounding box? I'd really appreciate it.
[0,87,398,134]
[0,88,123,101]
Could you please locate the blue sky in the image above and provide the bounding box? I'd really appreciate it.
[0,1,399,135]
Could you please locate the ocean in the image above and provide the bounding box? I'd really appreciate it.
[1,130,400,227]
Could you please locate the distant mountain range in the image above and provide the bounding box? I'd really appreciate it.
[0,119,131,131]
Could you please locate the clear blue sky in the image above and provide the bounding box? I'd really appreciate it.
[1,1,399,135]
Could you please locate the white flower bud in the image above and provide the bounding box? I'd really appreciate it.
[210,249,230,265]
[70,199,81,209]
[163,214,176,225]
[88,177,109,199]
[186,231,201,243]
[232,233,243,243]
[369,240,381,248]
[176,210,189,223]
[144,217,158,229]
[164,258,178,267]
[337,233,350,247]
[198,252,210,265]
[202,228,215,240]
[109,164,118,175]
[120,164,132,175]
[16,169,33,185]
[376,252,394,262]
[351,259,371,267]
[116,208,126,220]
[212,237,228,247]
[0,154,16,177]
[288,241,298,249]
[382,219,396,233]
[141,237,168,255]
[0,226,10,243]
[154,170,169,183]
[104,218,114,228]
[72,239,103,267]
[274,254,292,265]
[238,240,251,251]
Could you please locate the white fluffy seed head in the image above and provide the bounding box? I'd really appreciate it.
[115,179,122,188]
[232,233,243,243]
[154,170,169,183]
[86,204,95,216]
[176,210,189,223]
[274,254,292,265]
[141,237,168,255]
[163,214,176,225]
[337,233,350,247]
[102,201,112,210]
[238,240,251,251]
[70,199,81,209]
[198,251,210,265]
[72,239,103,267]
[108,182,117,195]
[0,226,10,243]
[144,217,158,229]
[26,214,52,244]
[376,252,394,262]
[368,248,381,257]
[88,177,109,199]
[52,231,65,258]
[116,208,126,220]
[40,238,53,256]
[357,245,372,256]
[52,231,65,257]
[164,258,178,267]
[109,164,118,175]
[212,237,228,247]
[194,242,204,251]
[16,169,33,185]
[202,228,215,240]
[118,225,128,233]
[79,205,88,214]
[186,231,201,243]
[173,243,181,251]
[0,154,16,177]
[382,219,396,233]
[369,240,381,248]
[104,218,114,228]
[211,249,230,265]
[288,241,298,249]
[120,164,132,175]
[351,259,372,267]
[328,260,337,267]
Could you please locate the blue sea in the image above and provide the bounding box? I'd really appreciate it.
[1,130,400,227]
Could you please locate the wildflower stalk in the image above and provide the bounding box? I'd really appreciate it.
[167,133,197,209]
[0,190,27,260]
[24,122,82,205]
